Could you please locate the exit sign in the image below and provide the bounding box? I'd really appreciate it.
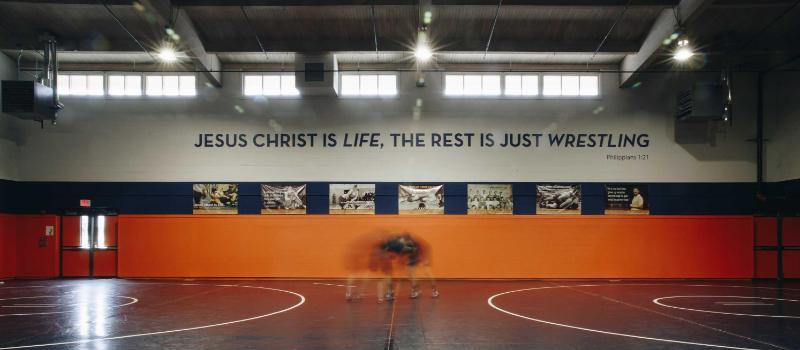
[80,199,91,207]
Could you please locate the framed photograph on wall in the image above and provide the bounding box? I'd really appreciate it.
[261,184,307,214]
[398,185,444,215]
[192,184,238,214]
[329,184,376,214]
[536,184,581,215]
[467,184,513,214]
[605,184,649,215]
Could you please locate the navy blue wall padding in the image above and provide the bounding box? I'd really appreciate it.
[648,183,756,215]
[580,183,606,215]
[13,182,193,215]
[783,179,800,196]
[236,183,261,215]
[374,182,398,215]
[444,183,467,215]
[512,182,538,215]
[0,180,782,216]
[0,180,15,213]
[305,182,329,215]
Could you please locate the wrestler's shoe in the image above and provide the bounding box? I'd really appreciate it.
[378,290,395,303]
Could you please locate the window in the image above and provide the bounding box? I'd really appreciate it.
[280,75,299,96]
[79,215,106,249]
[57,74,104,96]
[242,74,299,96]
[339,74,397,96]
[543,75,562,96]
[504,75,539,96]
[444,75,463,95]
[146,75,196,96]
[378,75,397,96]
[463,75,482,95]
[543,75,599,97]
[108,75,142,96]
[562,76,580,96]
[445,74,502,96]
[341,75,359,95]
[179,76,195,96]
[447,73,598,98]
[80,215,90,249]
[96,216,106,249]
[360,75,378,95]
[482,75,501,95]
[580,76,599,96]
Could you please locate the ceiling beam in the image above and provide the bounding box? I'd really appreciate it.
[203,39,641,53]
[0,36,665,54]
[2,0,133,4]
[6,0,789,5]
[712,0,799,8]
[137,0,222,87]
[172,0,679,6]
[619,0,713,87]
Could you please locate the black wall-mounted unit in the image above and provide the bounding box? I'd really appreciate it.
[676,83,726,122]
[1,80,57,123]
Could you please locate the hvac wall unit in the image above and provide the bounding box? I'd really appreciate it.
[674,83,726,144]
[676,83,726,122]
[294,53,339,96]
[1,80,58,122]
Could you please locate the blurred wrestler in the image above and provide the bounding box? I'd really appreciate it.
[344,232,438,303]
[380,233,438,301]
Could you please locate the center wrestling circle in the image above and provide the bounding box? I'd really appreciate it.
[0,282,305,350]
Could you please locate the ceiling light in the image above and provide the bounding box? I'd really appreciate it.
[673,39,694,62]
[158,47,178,62]
[132,1,145,12]
[414,44,432,61]
[414,30,432,61]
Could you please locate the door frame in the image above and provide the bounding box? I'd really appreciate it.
[60,207,119,278]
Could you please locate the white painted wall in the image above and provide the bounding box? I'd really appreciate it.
[0,53,19,180]
[765,72,800,182]
[10,69,758,182]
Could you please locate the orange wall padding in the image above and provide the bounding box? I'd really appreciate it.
[118,215,754,279]
[15,215,60,278]
[0,214,16,279]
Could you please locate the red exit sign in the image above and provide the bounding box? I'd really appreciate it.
[80,199,91,207]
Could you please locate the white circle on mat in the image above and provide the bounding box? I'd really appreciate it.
[652,295,800,319]
[0,283,305,350]
[0,295,138,317]
[488,284,800,350]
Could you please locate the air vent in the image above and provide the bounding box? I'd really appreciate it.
[1,80,58,122]
[304,63,325,82]
[676,83,725,122]
[1,80,35,113]
[294,54,339,96]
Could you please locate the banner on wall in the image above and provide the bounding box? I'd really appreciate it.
[330,184,376,214]
[398,185,444,215]
[467,184,513,215]
[261,184,307,214]
[605,184,649,215]
[536,184,581,215]
[192,184,238,214]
